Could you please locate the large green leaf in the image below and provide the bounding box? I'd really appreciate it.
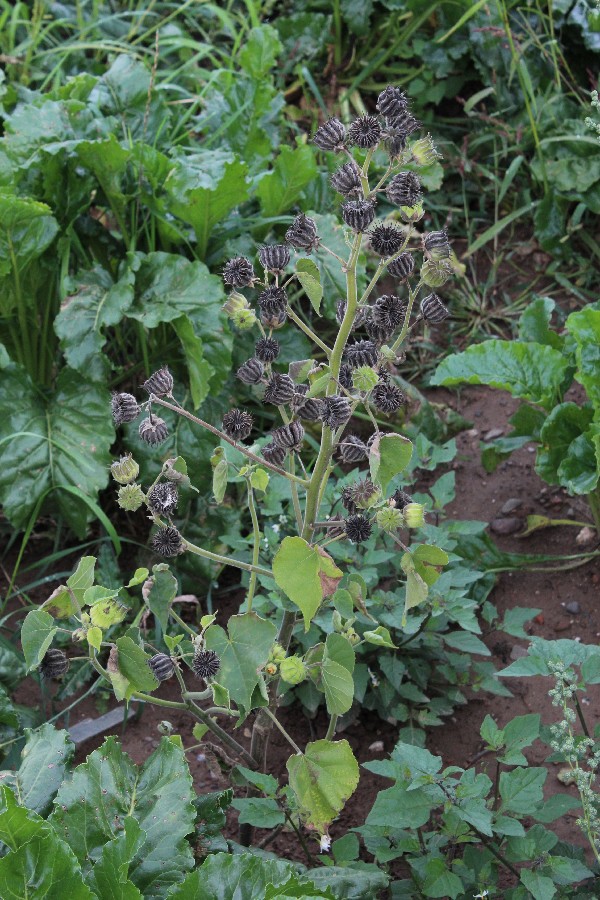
[366,780,432,829]
[86,816,144,900]
[204,613,277,713]
[556,430,600,494]
[369,433,413,494]
[21,610,57,672]
[169,853,299,900]
[256,145,318,217]
[0,725,74,817]
[431,339,570,410]
[566,306,600,411]
[273,537,322,631]
[50,737,196,897]
[0,365,114,536]
[0,193,59,312]
[238,25,283,78]
[115,636,159,698]
[499,767,546,815]
[536,402,595,491]
[287,740,359,832]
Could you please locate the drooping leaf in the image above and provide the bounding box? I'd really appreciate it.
[369,433,413,493]
[0,827,93,898]
[400,553,428,625]
[273,537,323,631]
[204,613,277,712]
[0,724,74,816]
[287,740,359,833]
[20,610,57,672]
[567,304,600,410]
[518,296,563,349]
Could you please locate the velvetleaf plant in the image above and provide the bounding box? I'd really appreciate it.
[22,86,455,847]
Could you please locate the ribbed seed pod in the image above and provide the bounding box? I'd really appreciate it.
[223,257,255,288]
[342,199,376,232]
[264,373,295,405]
[286,214,319,251]
[372,294,407,331]
[387,252,415,281]
[111,393,140,425]
[322,395,352,429]
[255,337,280,363]
[147,482,178,516]
[423,231,451,260]
[272,421,305,451]
[148,653,175,681]
[222,409,254,441]
[351,477,379,506]
[330,161,363,197]
[40,648,69,679]
[338,363,354,391]
[376,85,408,118]
[193,649,221,679]
[151,526,184,557]
[260,306,287,330]
[313,117,346,151]
[391,488,413,509]
[345,514,373,544]
[262,442,287,466]
[143,366,174,397]
[348,115,382,148]
[386,172,422,207]
[383,113,421,156]
[292,389,324,422]
[117,483,145,512]
[335,300,370,330]
[258,244,291,274]
[421,293,450,324]
[139,416,169,445]
[236,358,264,385]
[341,485,357,514]
[111,454,140,485]
[369,223,404,257]
[365,318,395,345]
[345,339,378,368]
[372,379,405,413]
[258,285,287,315]
[338,434,368,463]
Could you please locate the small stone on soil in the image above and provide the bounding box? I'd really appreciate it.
[565,601,581,615]
[490,517,523,535]
[576,526,596,546]
[554,619,573,632]
[368,741,384,752]
[483,427,504,441]
[500,498,522,515]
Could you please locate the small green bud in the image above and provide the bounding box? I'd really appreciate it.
[345,628,359,645]
[232,308,258,331]
[280,656,308,686]
[222,290,250,317]
[399,201,424,223]
[404,502,425,528]
[376,506,404,533]
[265,662,278,676]
[269,642,287,663]
[410,135,440,167]
[117,483,145,512]
[352,366,379,392]
[420,259,453,289]
[157,720,173,736]
[332,610,343,632]
[110,454,139,485]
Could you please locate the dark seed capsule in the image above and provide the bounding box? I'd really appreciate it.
[369,223,404,257]
[322,395,352,429]
[345,339,378,368]
[255,337,281,363]
[139,416,169,445]
[260,307,287,330]
[40,648,69,679]
[286,214,319,251]
[258,244,290,274]
[386,172,422,207]
[193,649,221,679]
[348,115,382,148]
[258,285,287,315]
[147,482,178,516]
[223,256,255,288]
[421,293,450,323]
[342,199,376,233]
[148,653,175,681]
[350,476,379,506]
[292,388,324,422]
[272,421,305,451]
[341,485,357,514]
[345,514,373,544]
[222,409,254,441]
[383,113,421,157]
[313,117,346,151]
[151,525,184,557]
[264,373,295,405]
[111,392,140,425]
[335,300,370,330]
[330,161,363,197]
[236,358,264,385]
[372,379,405,413]
[387,252,415,281]
[143,366,174,398]
[338,434,368,463]
[376,85,408,119]
[338,363,354,391]
[262,442,287,466]
[372,294,406,331]
[365,318,395,345]
[423,231,451,261]
[391,488,413,509]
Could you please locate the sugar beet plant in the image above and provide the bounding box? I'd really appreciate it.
[22,87,455,849]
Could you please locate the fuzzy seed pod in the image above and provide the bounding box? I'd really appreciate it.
[386,172,422,207]
[292,390,324,422]
[272,421,305,451]
[286,214,319,252]
[372,294,407,331]
[383,113,421,157]
[350,477,379,508]
[40,648,69,679]
[341,199,376,233]
[338,435,368,463]
[365,318,395,346]
[411,135,440,166]
[322,395,352,429]
[139,416,169,445]
[147,482,178,516]
[151,525,184,557]
[391,489,412,509]
[404,502,425,528]
[376,85,408,119]
[143,366,174,398]
[344,514,373,544]
[222,409,254,441]
[313,117,346,151]
[348,115,382,148]
[421,293,450,324]
[258,244,290,274]
[335,300,370,330]
[264,372,295,405]
[223,257,255,288]
[423,231,451,260]
[369,223,404,257]
[258,285,287,315]
[345,339,378,368]
[338,363,354,392]
[117,483,145,511]
[340,485,357,514]
[148,653,175,682]
[193,649,221,679]
[255,337,281,363]
[279,656,308,686]
[421,259,453,289]
[236,358,264,385]
[260,306,287,330]
[261,442,287,466]
[372,378,405,413]
[111,454,140,485]
[111,393,140,426]
[387,252,415,281]
[330,161,363,197]
[376,506,404,533]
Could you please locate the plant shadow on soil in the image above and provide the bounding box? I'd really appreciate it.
[3,384,600,884]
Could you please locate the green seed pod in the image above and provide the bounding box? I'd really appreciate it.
[232,308,258,331]
[280,656,308,686]
[111,454,140,485]
[420,259,453,289]
[351,366,379,393]
[404,502,425,528]
[345,628,360,645]
[222,290,250,317]
[411,135,440,166]
[117,483,145,512]
[376,506,404,533]
[269,642,287,664]
[157,720,174,735]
